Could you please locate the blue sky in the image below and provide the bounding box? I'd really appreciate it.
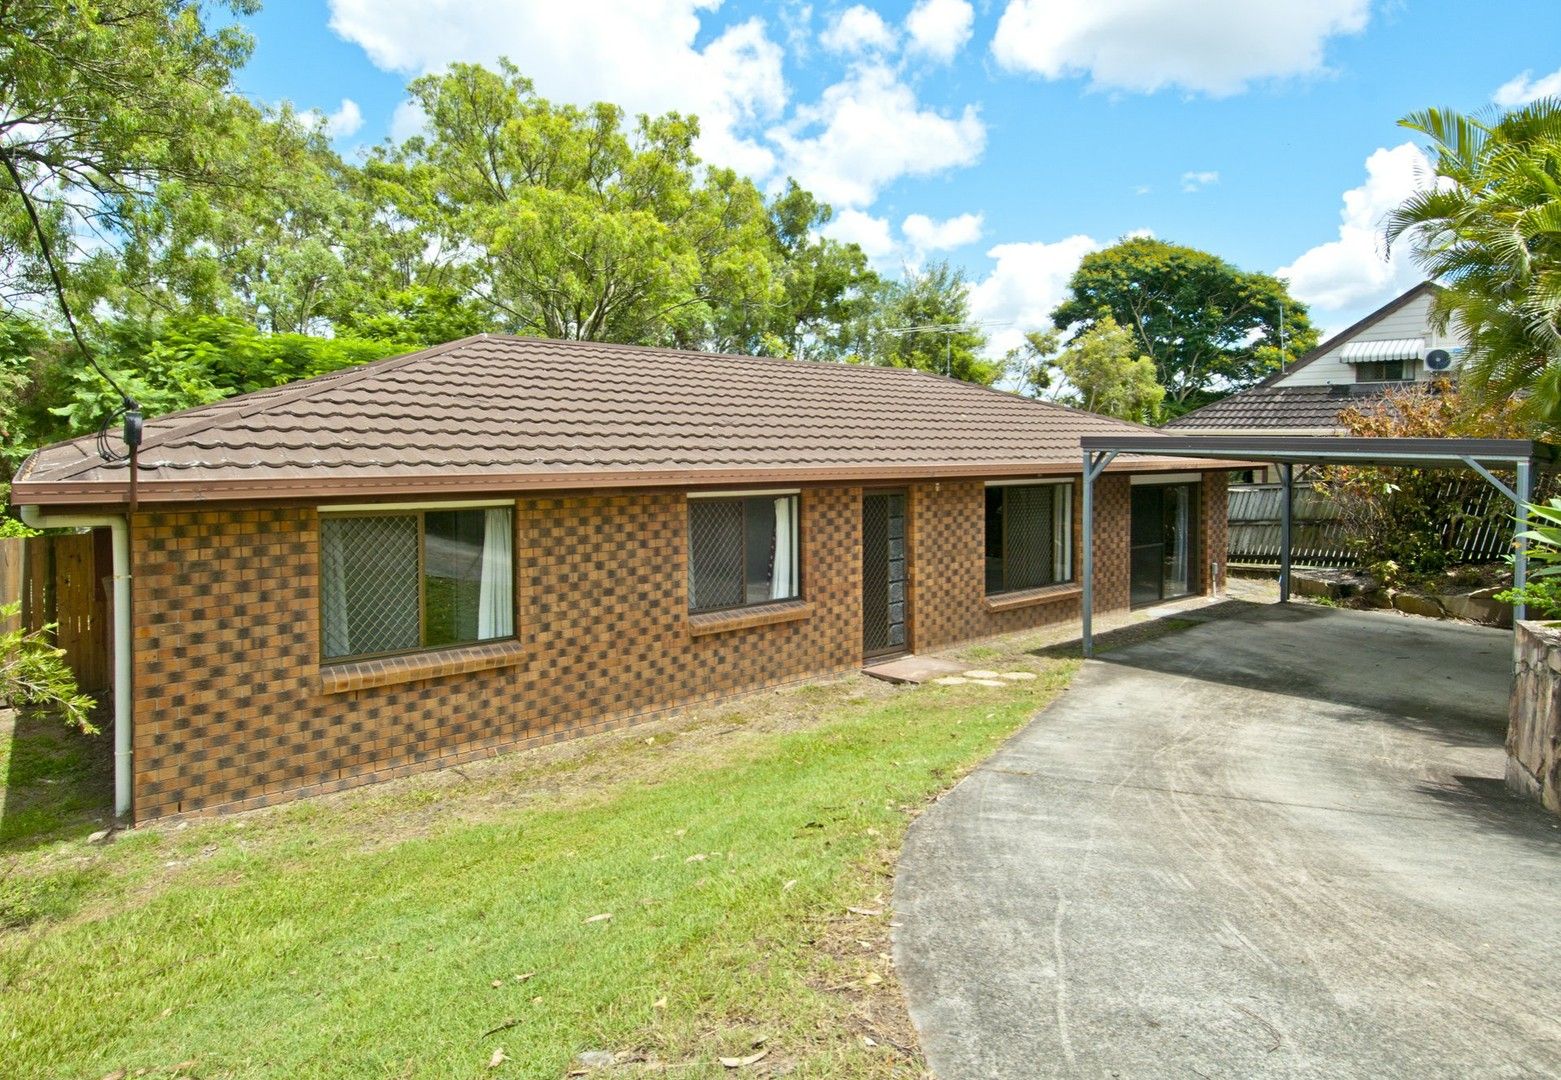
[232,0,1561,350]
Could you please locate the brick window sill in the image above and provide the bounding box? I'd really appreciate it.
[687,599,814,637]
[319,638,527,695]
[983,583,1082,613]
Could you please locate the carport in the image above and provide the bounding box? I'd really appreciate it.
[1079,435,1561,657]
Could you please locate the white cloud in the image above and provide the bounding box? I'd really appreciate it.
[1180,169,1219,192]
[1277,142,1432,322]
[821,208,898,261]
[821,5,896,54]
[902,211,983,254]
[1494,66,1561,108]
[327,1,786,174]
[990,0,1370,96]
[325,98,365,138]
[389,99,428,143]
[769,62,985,207]
[968,234,1101,356]
[905,0,975,64]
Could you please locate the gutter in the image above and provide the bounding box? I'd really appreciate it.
[19,505,133,821]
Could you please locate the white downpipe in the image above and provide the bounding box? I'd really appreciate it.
[19,506,132,820]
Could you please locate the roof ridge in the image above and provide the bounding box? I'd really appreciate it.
[45,335,491,483]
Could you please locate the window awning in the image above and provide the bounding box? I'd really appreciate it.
[1339,338,1425,363]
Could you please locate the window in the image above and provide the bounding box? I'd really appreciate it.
[688,494,800,612]
[1355,359,1406,382]
[985,483,1073,595]
[319,506,514,661]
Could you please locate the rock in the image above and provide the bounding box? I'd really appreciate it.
[970,679,1007,688]
[964,669,1000,678]
[576,1050,617,1070]
[87,828,115,845]
[1391,592,1446,619]
[997,672,1037,681]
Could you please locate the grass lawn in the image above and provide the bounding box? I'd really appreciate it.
[0,633,1087,1079]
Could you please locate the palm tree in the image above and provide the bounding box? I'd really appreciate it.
[1386,99,1561,429]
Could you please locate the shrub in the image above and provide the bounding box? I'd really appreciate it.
[1496,498,1561,618]
[1315,381,1536,586]
[0,603,97,734]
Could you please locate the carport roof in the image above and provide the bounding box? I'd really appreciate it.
[1080,434,1561,469]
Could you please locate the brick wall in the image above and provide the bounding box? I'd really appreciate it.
[1199,471,1230,595]
[126,472,1222,821]
[907,476,1131,651]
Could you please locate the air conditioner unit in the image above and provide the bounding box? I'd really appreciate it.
[1425,348,1453,371]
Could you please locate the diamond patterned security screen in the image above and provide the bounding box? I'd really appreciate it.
[985,484,1072,594]
[688,495,800,612]
[689,499,745,611]
[862,492,906,655]
[320,515,420,659]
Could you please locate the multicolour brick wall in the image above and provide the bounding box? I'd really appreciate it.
[127,473,1225,821]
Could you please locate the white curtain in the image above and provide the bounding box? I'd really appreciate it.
[770,496,797,600]
[320,521,351,658]
[477,507,514,639]
[1169,487,1190,594]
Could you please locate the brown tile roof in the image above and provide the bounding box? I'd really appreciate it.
[1165,384,1390,432]
[13,335,1227,505]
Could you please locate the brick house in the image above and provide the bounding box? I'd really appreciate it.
[11,336,1235,822]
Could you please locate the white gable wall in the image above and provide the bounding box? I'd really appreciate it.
[1274,289,1464,387]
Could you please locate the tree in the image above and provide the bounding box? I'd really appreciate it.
[0,0,257,356]
[375,61,783,347]
[1010,317,1166,422]
[1050,237,1316,414]
[1386,100,1561,431]
[871,261,998,384]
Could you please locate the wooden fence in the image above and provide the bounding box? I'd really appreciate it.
[1228,479,1514,569]
[1,531,111,692]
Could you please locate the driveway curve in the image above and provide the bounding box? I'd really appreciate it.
[894,603,1561,1079]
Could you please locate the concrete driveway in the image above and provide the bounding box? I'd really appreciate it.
[894,602,1561,1079]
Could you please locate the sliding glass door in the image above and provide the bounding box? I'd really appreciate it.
[1130,483,1200,607]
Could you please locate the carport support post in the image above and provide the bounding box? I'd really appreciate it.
[1279,462,1294,604]
[1514,458,1532,623]
[1080,449,1117,658]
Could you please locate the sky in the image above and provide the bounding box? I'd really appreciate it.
[232,0,1561,355]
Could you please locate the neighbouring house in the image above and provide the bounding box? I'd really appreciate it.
[11,336,1237,822]
[1167,281,1459,441]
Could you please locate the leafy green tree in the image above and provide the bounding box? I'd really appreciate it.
[376,61,782,347]
[1011,318,1166,422]
[1051,237,1316,414]
[1386,100,1561,431]
[748,181,881,360]
[0,0,257,340]
[871,261,998,384]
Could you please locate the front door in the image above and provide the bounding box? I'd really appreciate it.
[1130,483,1200,607]
[862,491,908,657]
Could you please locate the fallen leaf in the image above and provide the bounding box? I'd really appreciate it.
[584,913,613,924]
[488,1047,508,1069]
[158,1007,173,1018]
[169,1062,197,1076]
[782,879,797,892]
[653,996,668,1009]
[862,1036,878,1048]
[684,853,707,863]
[514,972,535,983]
[847,907,882,917]
[532,996,544,1004]
[491,979,503,989]
[100,1072,127,1080]
[863,972,884,986]
[719,1048,769,1069]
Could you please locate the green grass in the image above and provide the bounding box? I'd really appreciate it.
[0,656,1076,1079]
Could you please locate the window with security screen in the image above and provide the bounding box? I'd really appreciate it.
[688,494,800,613]
[985,483,1074,595]
[319,506,515,661]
